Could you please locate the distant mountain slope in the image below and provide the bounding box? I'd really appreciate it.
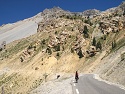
[0,13,43,44]
[82,9,100,16]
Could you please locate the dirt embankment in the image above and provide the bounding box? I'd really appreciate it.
[93,46,125,86]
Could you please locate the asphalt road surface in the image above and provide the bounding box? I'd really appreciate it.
[72,74,125,94]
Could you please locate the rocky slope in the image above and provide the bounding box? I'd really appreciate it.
[0,13,42,45]
[0,2,125,93]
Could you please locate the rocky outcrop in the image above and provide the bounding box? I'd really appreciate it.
[0,41,6,51]
[83,9,100,17]
[20,40,40,62]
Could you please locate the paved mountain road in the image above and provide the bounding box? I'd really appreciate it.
[72,74,125,94]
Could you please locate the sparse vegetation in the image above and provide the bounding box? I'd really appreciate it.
[28,44,33,50]
[56,52,60,57]
[7,40,29,57]
[0,73,17,86]
[61,14,84,20]
[43,73,48,82]
[71,48,74,53]
[46,47,52,55]
[0,41,6,52]
[96,41,102,50]
[54,44,60,51]
[41,39,46,45]
[92,37,96,46]
[84,18,93,26]
[20,57,24,62]
[0,47,2,51]
[121,52,125,61]
[77,49,84,58]
[83,25,89,38]
[112,40,117,49]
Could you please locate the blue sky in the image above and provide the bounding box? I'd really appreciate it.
[0,0,124,26]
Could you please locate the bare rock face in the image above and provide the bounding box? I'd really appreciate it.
[36,7,70,32]
[111,1,125,16]
[105,8,116,13]
[48,34,59,47]
[116,1,125,11]
[0,41,6,51]
[41,7,71,21]
[82,9,100,17]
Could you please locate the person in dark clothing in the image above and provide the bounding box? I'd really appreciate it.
[75,71,79,83]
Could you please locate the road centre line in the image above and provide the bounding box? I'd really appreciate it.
[74,84,76,86]
[76,89,79,94]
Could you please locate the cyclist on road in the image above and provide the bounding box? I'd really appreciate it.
[75,71,79,83]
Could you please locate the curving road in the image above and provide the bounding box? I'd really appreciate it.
[72,74,125,94]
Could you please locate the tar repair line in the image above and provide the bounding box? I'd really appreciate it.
[76,89,79,94]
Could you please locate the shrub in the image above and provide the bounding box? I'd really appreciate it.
[92,37,96,46]
[84,19,92,26]
[112,40,117,49]
[2,41,6,49]
[77,49,84,58]
[96,41,102,50]
[69,35,71,38]
[121,52,125,61]
[28,44,33,50]
[71,48,74,53]
[41,39,46,45]
[20,57,24,62]
[83,26,88,34]
[0,47,2,51]
[103,35,106,40]
[54,44,60,51]
[46,48,52,55]
[84,33,89,38]
[55,31,58,34]
[83,25,89,38]
[34,46,36,51]
[56,52,60,57]
[35,67,39,70]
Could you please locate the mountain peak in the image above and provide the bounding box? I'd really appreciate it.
[51,6,63,11]
[83,9,100,16]
[42,6,64,14]
[119,1,125,10]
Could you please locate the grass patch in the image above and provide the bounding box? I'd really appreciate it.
[29,78,43,92]
[0,73,17,86]
[1,39,29,59]
[112,37,125,52]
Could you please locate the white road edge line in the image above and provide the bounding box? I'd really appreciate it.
[76,89,79,94]
[74,84,76,86]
